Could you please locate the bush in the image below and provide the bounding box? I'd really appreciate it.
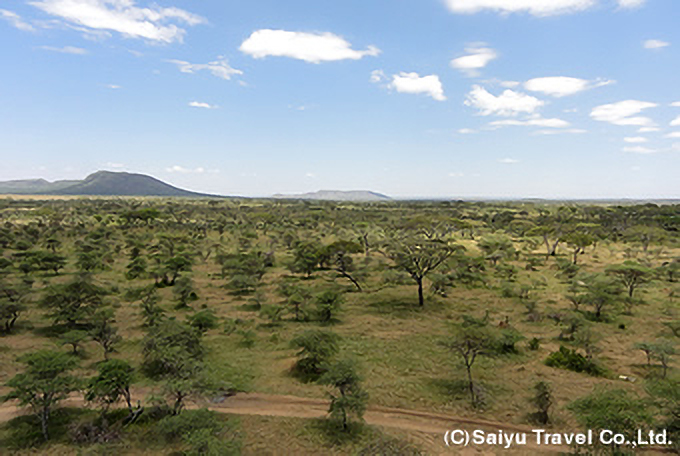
[528,337,540,351]
[545,346,606,376]
[189,309,219,333]
[157,409,223,442]
[237,329,256,348]
[290,330,340,381]
[156,409,240,455]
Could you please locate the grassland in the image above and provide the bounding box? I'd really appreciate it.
[0,197,678,455]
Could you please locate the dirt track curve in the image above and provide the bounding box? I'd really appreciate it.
[0,392,668,455]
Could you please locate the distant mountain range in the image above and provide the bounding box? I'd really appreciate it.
[0,171,392,201]
[272,190,391,202]
[0,171,219,197]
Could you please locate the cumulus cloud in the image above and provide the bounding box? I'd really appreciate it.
[524,76,613,97]
[388,72,446,101]
[30,0,205,43]
[671,116,680,127]
[188,101,217,109]
[450,45,497,76]
[239,29,380,63]
[623,146,656,154]
[590,100,658,126]
[39,45,88,54]
[664,132,680,138]
[1,9,36,31]
[465,85,544,116]
[489,116,570,128]
[623,136,648,143]
[643,39,670,50]
[167,57,243,80]
[638,127,659,132]
[444,0,596,16]
[166,165,206,173]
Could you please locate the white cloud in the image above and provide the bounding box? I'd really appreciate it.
[533,129,587,135]
[499,158,519,164]
[671,116,680,127]
[643,39,670,50]
[619,0,646,9]
[444,0,596,16]
[623,136,648,143]
[30,0,204,43]
[370,69,386,83]
[168,57,243,80]
[465,85,544,116]
[106,84,121,89]
[623,146,656,154]
[638,127,659,132]
[240,29,380,63]
[671,102,680,107]
[450,45,497,76]
[524,76,613,97]
[449,172,465,177]
[188,101,217,109]
[665,132,680,138]
[500,81,520,88]
[590,100,657,126]
[166,165,205,173]
[489,116,570,128]
[1,9,36,31]
[457,128,476,134]
[39,45,88,54]
[389,72,446,101]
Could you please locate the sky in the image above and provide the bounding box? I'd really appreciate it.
[0,0,679,199]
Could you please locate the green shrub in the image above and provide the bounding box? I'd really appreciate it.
[156,409,222,442]
[545,346,606,376]
[189,309,219,333]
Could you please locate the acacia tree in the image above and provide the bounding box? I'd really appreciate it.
[39,274,107,328]
[384,235,460,307]
[477,234,516,266]
[86,359,135,417]
[563,232,594,265]
[606,261,654,299]
[441,319,498,407]
[318,358,368,431]
[568,388,653,455]
[0,279,30,333]
[3,350,81,441]
[325,240,364,292]
[89,309,122,361]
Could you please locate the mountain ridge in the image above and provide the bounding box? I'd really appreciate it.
[0,171,220,198]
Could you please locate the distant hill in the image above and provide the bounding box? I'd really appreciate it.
[0,178,81,194]
[273,190,391,202]
[0,171,220,198]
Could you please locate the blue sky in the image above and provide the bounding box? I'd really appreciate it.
[1,0,679,198]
